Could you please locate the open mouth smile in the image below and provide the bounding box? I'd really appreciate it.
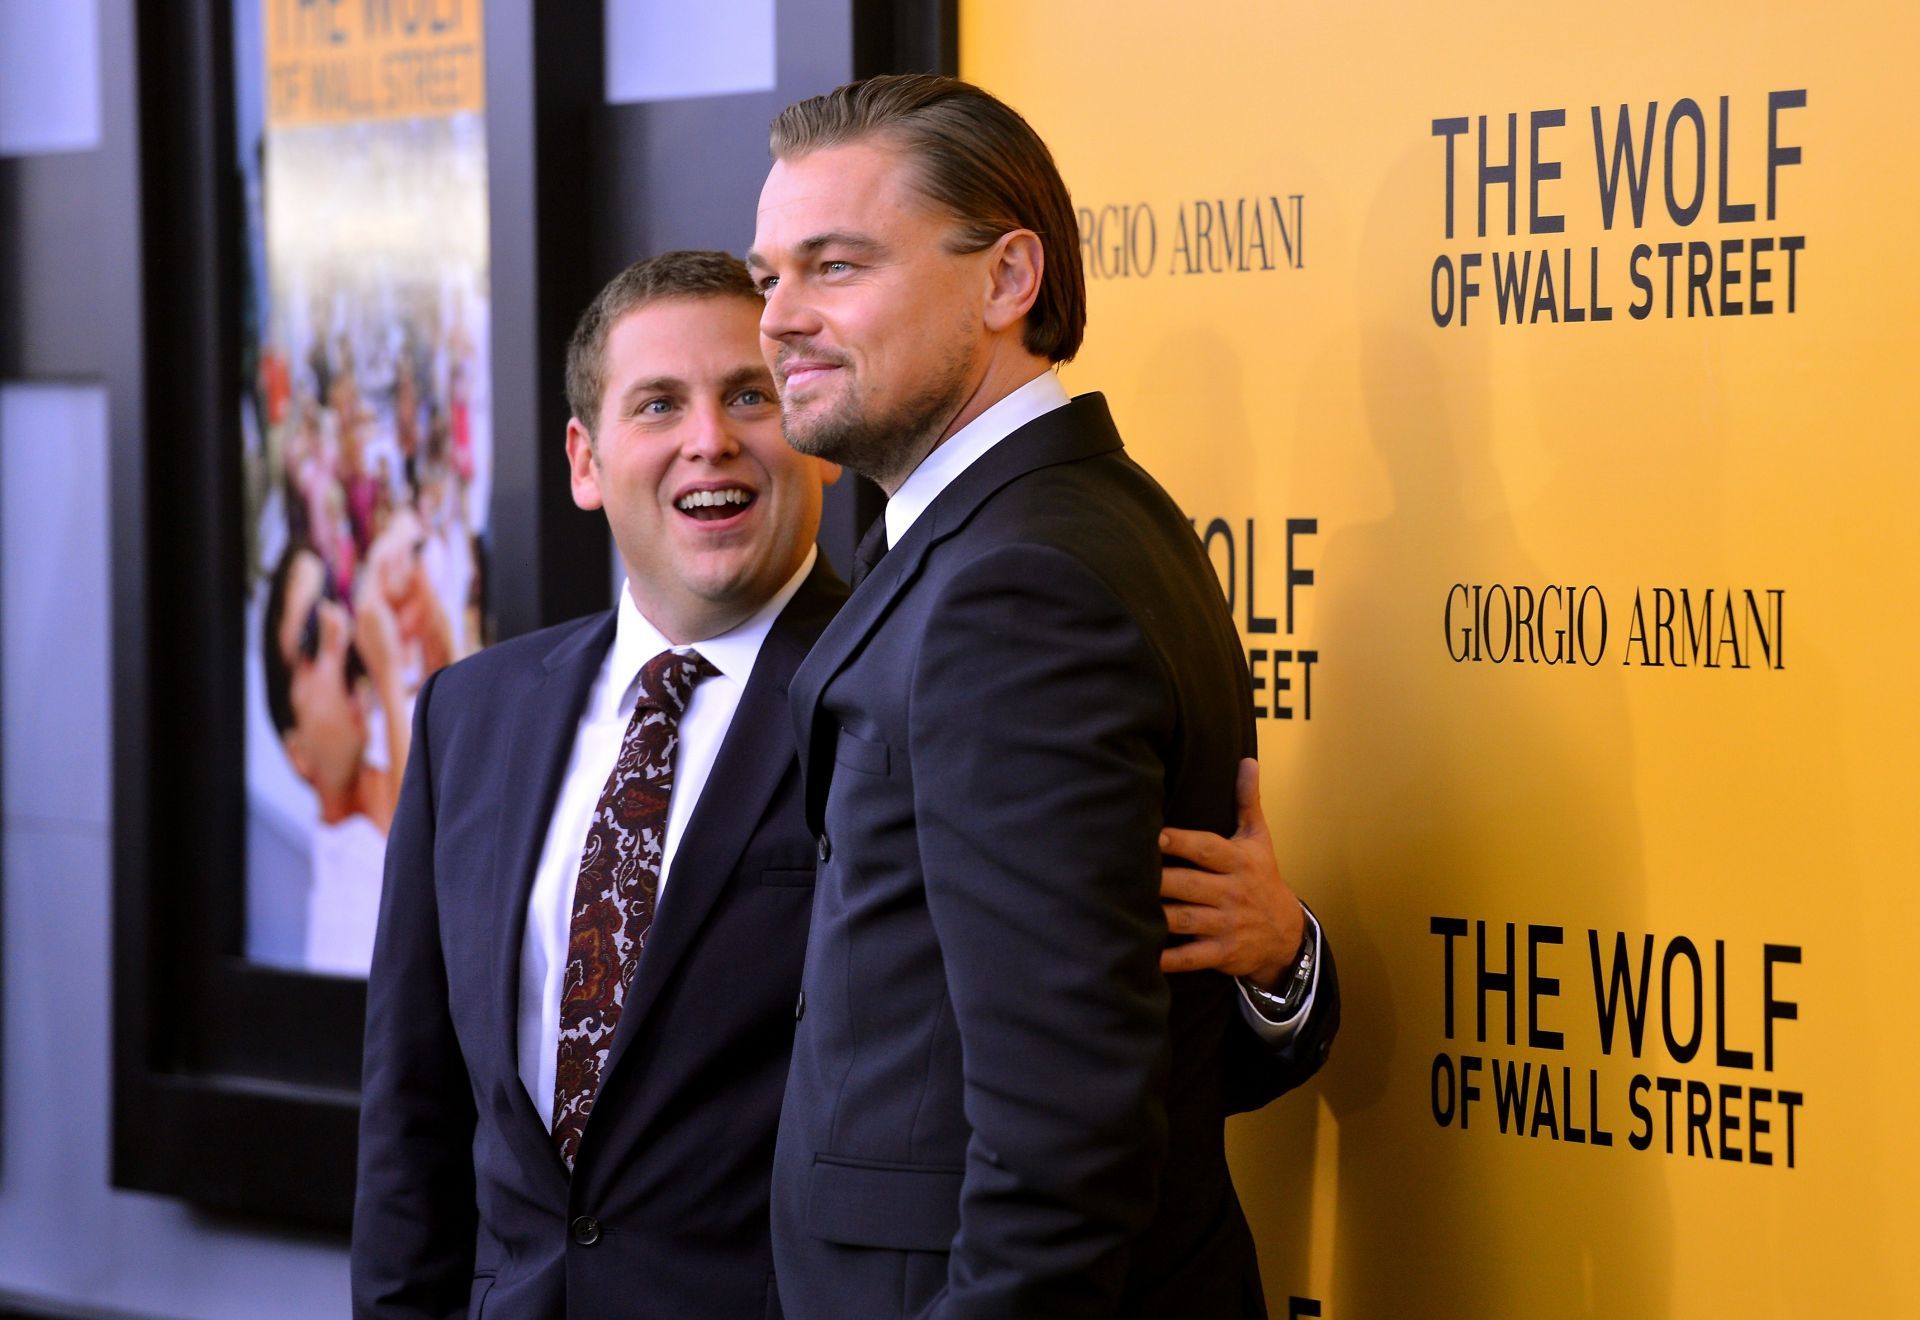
[675,486,757,522]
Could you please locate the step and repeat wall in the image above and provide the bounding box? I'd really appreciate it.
[965,2,1917,1315]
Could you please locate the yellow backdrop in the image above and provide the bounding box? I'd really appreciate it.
[965,2,1918,1314]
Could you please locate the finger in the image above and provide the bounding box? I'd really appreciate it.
[1234,757,1270,840]
[1162,901,1229,939]
[1161,937,1231,976]
[1158,826,1237,873]
[1158,866,1230,906]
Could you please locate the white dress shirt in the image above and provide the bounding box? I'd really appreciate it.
[516,549,816,1127]
[880,370,1321,1042]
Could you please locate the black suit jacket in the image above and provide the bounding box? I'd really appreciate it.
[773,395,1338,1320]
[353,560,847,1319]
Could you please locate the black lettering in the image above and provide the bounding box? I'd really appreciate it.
[1778,1090,1802,1168]
[1716,95,1757,223]
[1750,1086,1773,1166]
[1493,249,1532,323]
[1479,112,1519,238]
[1628,243,1654,319]
[1628,1074,1653,1150]
[1446,583,1471,661]
[1719,237,1745,316]
[1656,1074,1681,1153]
[1766,90,1806,220]
[1432,254,1456,327]
[1751,235,1776,314]
[1664,98,1707,226]
[1478,920,1516,1044]
[1592,102,1657,229]
[1529,108,1566,233]
[1718,1082,1744,1162]
[1686,1079,1713,1157]
[1202,518,1234,614]
[1662,936,1704,1065]
[1590,930,1653,1057]
[1431,1052,1457,1126]
[1657,241,1684,318]
[1244,519,1277,635]
[1780,234,1804,312]
[1687,240,1714,317]
[1714,940,1755,1070]
[1763,944,1800,1071]
[1431,917,1468,1038]
[1528,924,1565,1049]
[1285,518,1316,633]
[1492,1057,1531,1133]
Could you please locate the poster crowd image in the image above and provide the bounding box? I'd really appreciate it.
[965,0,1918,1314]
[237,0,492,975]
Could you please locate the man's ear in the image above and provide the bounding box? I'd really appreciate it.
[982,229,1044,334]
[815,458,844,487]
[566,416,603,512]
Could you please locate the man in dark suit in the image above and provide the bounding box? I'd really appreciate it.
[353,251,845,1318]
[751,76,1338,1318]
[352,250,1319,1318]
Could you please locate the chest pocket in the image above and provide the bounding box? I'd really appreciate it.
[833,727,891,776]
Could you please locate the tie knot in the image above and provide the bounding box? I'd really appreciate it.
[851,517,890,587]
[636,648,717,716]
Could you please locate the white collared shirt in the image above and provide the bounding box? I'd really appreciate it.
[515,549,816,1127]
[875,371,1319,1041]
[884,369,1071,548]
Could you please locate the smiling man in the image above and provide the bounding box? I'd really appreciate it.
[751,77,1338,1319]
[352,247,1321,1320]
[353,251,848,1319]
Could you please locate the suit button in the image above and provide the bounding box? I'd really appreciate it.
[571,1214,601,1246]
[817,834,831,862]
[795,990,806,1021]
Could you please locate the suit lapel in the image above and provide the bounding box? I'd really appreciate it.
[600,562,847,1080]
[790,393,1125,833]
[488,611,615,1176]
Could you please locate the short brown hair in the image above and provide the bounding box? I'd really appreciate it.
[768,75,1085,363]
[565,250,761,437]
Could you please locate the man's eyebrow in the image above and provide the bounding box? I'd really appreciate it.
[720,364,776,394]
[615,375,685,406]
[746,232,887,270]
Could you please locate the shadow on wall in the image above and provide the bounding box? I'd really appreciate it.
[1222,135,1674,1317]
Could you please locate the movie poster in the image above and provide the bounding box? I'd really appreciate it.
[237,0,491,975]
[966,0,1918,1312]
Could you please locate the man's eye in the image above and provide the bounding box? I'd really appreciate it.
[735,389,772,407]
[756,276,779,297]
[638,398,673,416]
[823,260,853,275]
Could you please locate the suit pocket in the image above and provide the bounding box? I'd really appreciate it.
[468,1271,497,1319]
[833,727,891,776]
[760,865,816,887]
[807,1154,962,1251]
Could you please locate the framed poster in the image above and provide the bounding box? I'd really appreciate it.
[113,0,607,1225]
[237,0,494,978]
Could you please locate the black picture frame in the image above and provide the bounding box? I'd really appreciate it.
[112,0,953,1231]
[111,0,608,1228]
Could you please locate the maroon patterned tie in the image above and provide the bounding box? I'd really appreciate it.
[552,648,717,1168]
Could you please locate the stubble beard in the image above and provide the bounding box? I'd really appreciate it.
[781,346,974,493]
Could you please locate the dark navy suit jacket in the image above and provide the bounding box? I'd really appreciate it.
[774,396,1339,1320]
[352,560,846,1319]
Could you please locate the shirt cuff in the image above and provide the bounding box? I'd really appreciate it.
[1235,908,1323,1044]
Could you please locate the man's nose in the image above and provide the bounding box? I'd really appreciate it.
[759,277,815,342]
[683,402,743,460]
